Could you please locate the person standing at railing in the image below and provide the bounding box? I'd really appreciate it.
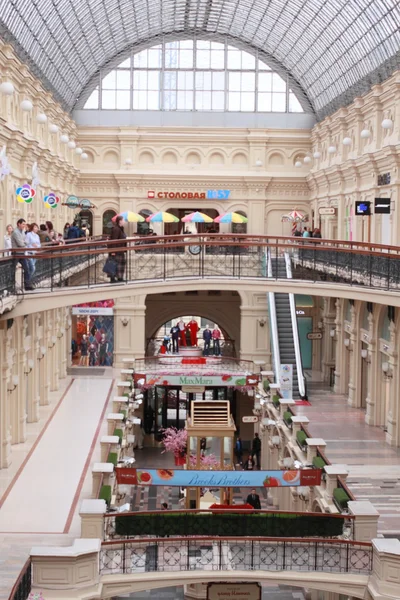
[3,224,13,256]
[25,222,41,277]
[109,215,127,283]
[11,218,34,291]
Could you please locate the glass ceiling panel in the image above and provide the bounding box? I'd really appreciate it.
[0,0,398,120]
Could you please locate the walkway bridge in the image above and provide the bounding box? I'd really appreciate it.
[2,234,400,317]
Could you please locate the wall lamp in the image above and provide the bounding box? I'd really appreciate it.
[24,359,34,374]
[49,335,57,348]
[258,318,267,327]
[361,349,370,363]
[271,435,280,448]
[58,328,65,339]
[298,486,310,502]
[382,361,393,378]
[8,375,19,392]
[329,329,336,338]
[121,317,129,327]
[38,345,46,360]
[344,338,351,349]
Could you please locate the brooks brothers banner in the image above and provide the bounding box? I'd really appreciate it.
[115,468,322,487]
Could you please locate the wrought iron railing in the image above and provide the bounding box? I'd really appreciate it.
[2,234,400,300]
[100,536,372,576]
[7,559,31,600]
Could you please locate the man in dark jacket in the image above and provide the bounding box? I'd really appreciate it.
[66,221,82,243]
[109,216,127,282]
[246,489,261,510]
[203,324,212,356]
[252,432,261,469]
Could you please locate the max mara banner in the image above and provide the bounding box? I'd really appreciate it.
[144,374,259,387]
[115,468,322,487]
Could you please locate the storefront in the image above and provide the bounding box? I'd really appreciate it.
[71,300,115,366]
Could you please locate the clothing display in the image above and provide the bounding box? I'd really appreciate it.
[212,326,222,356]
[178,319,187,346]
[187,319,200,346]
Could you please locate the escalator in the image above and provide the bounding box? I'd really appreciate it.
[267,251,306,400]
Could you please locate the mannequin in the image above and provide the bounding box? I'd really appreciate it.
[170,321,180,353]
[178,318,187,347]
[212,325,222,356]
[98,333,109,366]
[79,334,88,366]
[187,317,200,347]
[203,324,212,356]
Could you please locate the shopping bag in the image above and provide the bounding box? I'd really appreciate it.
[103,257,117,277]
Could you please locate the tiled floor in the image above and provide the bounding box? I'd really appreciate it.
[1,372,400,598]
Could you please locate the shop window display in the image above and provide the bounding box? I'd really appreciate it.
[71,300,115,366]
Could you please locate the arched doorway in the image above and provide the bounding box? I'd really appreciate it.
[75,209,93,235]
[164,208,220,235]
[102,209,117,236]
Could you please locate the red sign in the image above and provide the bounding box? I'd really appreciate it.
[300,469,322,486]
[134,373,146,387]
[148,190,155,199]
[148,191,207,199]
[246,374,260,386]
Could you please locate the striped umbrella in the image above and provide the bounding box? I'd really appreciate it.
[146,211,179,223]
[281,210,307,223]
[112,211,144,223]
[181,211,214,223]
[214,212,248,224]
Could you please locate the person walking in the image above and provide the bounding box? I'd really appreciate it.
[251,432,261,469]
[110,215,127,282]
[234,437,243,466]
[246,488,261,510]
[203,324,212,356]
[4,224,13,255]
[11,218,34,290]
[212,325,221,356]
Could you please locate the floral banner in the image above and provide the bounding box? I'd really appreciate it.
[115,468,322,488]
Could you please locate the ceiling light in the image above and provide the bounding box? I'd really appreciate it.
[327,146,336,154]
[381,118,393,130]
[75,147,83,155]
[81,152,88,160]
[343,137,351,146]
[255,159,262,167]
[295,160,302,168]
[36,113,47,124]
[124,158,132,165]
[303,156,312,164]
[0,81,14,95]
[60,134,69,144]
[48,123,58,133]
[20,100,33,112]
[68,140,76,149]
[313,151,321,159]
[360,129,371,139]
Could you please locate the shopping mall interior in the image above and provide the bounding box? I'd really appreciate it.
[0,2,400,599]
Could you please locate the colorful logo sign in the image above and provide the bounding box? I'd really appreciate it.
[44,192,60,209]
[66,195,79,208]
[115,468,322,488]
[80,198,91,209]
[16,183,35,204]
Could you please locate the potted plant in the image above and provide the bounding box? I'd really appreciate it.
[161,427,187,466]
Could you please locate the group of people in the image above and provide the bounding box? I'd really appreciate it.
[293,226,322,238]
[161,319,222,356]
[235,432,262,470]
[3,218,88,291]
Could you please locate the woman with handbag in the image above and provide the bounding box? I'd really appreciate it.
[109,215,127,283]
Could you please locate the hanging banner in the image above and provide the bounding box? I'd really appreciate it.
[279,364,293,399]
[115,467,322,487]
[143,374,259,387]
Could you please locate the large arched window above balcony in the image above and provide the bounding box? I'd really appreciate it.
[83,39,304,114]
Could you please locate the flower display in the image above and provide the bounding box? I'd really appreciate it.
[160,427,187,455]
[16,183,35,203]
[44,192,60,209]
[28,593,45,600]
[189,453,220,469]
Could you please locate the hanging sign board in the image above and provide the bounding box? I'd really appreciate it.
[307,332,323,340]
[319,207,336,215]
[208,583,261,600]
[181,385,205,393]
[115,467,322,487]
[242,416,258,423]
[355,201,371,216]
[374,198,391,214]
[66,195,79,208]
[72,307,114,316]
[143,374,259,387]
[279,364,293,400]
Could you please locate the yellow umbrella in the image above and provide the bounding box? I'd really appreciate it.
[112,211,144,223]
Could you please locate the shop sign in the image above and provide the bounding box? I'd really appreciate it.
[279,364,293,400]
[66,195,79,208]
[355,201,371,216]
[319,207,336,215]
[72,307,114,315]
[374,198,391,214]
[115,467,322,487]
[208,583,261,600]
[144,374,259,387]
[147,190,230,200]
[181,385,205,393]
[307,332,323,340]
[80,198,92,209]
[242,416,258,423]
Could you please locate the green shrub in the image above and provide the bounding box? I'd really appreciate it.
[313,456,326,469]
[296,430,307,448]
[99,485,112,506]
[283,411,292,426]
[107,452,118,466]
[120,410,127,420]
[272,395,280,408]
[113,511,344,538]
[113,428,123,443]
[333,488,350,510]
[263,379,270,392]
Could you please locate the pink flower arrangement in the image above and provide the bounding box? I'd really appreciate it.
[160,427,188,455]
[189,453,220,469]
[29,594,45,600]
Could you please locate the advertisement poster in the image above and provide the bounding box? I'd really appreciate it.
[208,583,261,600]
[280,364,293,399]
[115,467,322,488]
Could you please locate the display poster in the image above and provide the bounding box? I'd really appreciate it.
[279,364,293,399]
[115,467,322,488]
[143,374,259,387]
[208,583,261,600]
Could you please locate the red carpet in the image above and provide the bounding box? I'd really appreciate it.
[295,400,312,406]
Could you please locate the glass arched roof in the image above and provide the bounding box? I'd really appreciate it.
[0,0,399,120]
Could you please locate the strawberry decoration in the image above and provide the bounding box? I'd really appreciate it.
[263,476,280,487]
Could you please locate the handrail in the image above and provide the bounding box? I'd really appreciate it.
[101,535,367,547]
[284,251,306,398]
[104,507,355,519]
[267,249,281,381]
[7,558,31,600]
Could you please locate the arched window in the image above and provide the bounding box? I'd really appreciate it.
[102,210,117,236]
[84,39,304,114]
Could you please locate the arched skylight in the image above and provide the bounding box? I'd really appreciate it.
[83,40,304,113]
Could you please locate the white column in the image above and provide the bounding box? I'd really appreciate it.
[114,294,147,368]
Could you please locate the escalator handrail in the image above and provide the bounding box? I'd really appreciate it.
[284,251,306,399]
[267,249,281,382]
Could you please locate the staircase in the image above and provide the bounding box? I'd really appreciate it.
[270,257,301,399]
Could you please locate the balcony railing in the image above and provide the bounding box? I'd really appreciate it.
[7,558,31,600]
[100,536,372,576]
